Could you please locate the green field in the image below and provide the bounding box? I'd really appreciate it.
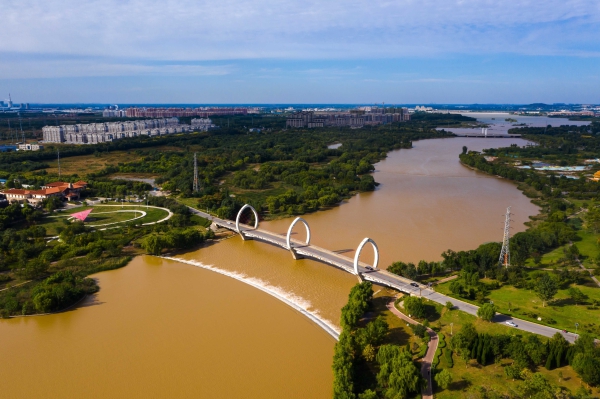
[435,278,600,338]
[39,204,170,235]
[385,294,597,398]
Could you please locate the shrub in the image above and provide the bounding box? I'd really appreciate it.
[438,333,446,348]
[445,348,454,368]
[417,343,429,358]
[404,296,426,319]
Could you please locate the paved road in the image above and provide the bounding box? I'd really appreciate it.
[187,206,580,344]
[386,299,437,399]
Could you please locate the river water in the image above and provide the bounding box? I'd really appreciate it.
[439,112,590,136]
[0,137,538,399]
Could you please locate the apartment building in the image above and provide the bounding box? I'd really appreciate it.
[42,118,187,144]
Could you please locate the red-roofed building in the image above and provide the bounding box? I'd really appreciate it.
[0,181,87,205]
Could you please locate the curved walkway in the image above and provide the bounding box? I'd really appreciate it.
[78,210,147,227]
[386,298,438,399]
[91,204,173,225]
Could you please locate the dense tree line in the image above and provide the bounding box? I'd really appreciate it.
[451,322,600,388]
[333,282,423,399]
[141,227,213,255]
[3,115,466,222]
[0,189,208,317]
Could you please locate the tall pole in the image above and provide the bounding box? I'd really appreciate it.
[18,113,25,143]
[57,149,61,179]
[193,152,199,193]
[499,206,512,268]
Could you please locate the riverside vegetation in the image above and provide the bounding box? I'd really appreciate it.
[0,195,213,317]
[343,286,599,398]
[382,117,600,396]
[333,282,424,399]
[0,114,470,317]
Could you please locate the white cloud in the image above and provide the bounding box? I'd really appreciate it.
[2,0,599,61]
[0,58,233,79]
[1,0,599,80]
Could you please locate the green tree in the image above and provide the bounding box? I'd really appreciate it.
[451,322,477,365]
[568,286,587,305]
[403,296,426,319]
[445,301,454,310]
[572,353,600,387]
[332,330,356,399]
[357,390,378,399]
[585,206,600,233]
[376,345,422,399]
[476,303,497,322]
[362,344,375,362]
[340,282,373,329]
[141,234,167,255]
[518,372,555,399]
[434,368,453,389]
[535,274,558,307]
[504,364,522,381]
[356,316,389,349]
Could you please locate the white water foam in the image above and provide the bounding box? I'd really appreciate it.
[159,256,341,340]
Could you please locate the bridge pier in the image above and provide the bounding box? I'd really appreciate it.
[289,248,304,260]
[286,217,311,260]
[240,232,253,241]
[236,204,259,241]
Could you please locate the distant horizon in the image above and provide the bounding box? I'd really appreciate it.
[2,0,599,104]
[4,102,597,107]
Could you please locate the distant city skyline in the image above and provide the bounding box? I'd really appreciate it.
[1,0,599,103]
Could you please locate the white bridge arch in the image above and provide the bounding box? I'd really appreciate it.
[286,217,311,250]
[235,204,259,237]
[353,237,379,276]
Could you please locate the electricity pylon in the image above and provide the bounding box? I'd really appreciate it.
[193,152,199,193]
[498,206,512,268]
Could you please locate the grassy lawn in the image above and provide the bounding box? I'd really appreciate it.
[369,289,415,348]
[43,151,144,175]
[386,293,597,398]
[175,196,202,210]
[574,228,600,268]
[435,278,600,338]
[39,204,170,235]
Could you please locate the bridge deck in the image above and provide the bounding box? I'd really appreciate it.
[194,209,578,343]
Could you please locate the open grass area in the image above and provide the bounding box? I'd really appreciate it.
[385,293,598,398]
[435,278,600,338]
[574,228,600,268]
[369,288,415,348]
[38,204,170,235]
[44,151,144,175]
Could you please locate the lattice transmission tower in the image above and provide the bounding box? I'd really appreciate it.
[498,206,512,268]
[193,152,199,193]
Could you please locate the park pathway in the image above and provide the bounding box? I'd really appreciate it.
[386,298,438,399]
[568,240,600,288]
[433,274,458,285]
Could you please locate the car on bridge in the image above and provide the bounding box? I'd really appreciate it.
[364,266,374,272]
[410,282,419,288]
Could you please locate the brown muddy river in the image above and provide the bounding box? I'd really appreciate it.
[0,138,538,398]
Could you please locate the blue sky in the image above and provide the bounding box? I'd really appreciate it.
[1,0,599,104]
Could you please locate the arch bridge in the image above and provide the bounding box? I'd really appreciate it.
[205,204,416,292]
